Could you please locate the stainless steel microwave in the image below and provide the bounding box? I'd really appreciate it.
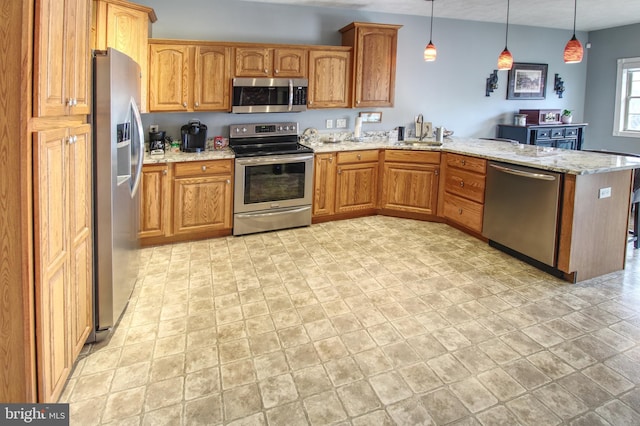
[232,77,308,113]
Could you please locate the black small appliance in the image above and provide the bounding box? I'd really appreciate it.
[181,120,207,152]
[149,130,165,152]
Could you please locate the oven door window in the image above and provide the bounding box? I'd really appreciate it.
[244,162,305,204]
[234,86,289,107]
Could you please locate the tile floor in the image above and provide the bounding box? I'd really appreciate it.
[61,216,640,425]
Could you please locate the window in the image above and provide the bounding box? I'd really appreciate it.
[614,57,640,137]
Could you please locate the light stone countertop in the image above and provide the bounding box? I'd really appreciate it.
[143,147,235,164]
[143,138,640,175]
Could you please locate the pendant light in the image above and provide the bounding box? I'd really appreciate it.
[497,0,513,70]
[424,0,437,62]
[564,0,583,63]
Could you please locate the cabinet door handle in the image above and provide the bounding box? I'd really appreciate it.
[461,159,466,166]
[337,168,342,175]
[162,169,168,175]
[183,102,187,108]
[460,181,464,188]
[435,169,439,176]
[195,102,199,108]
[202,166,207,171]
[226,179,231,184]
[357,154,362,160]
[458,208,463,215]
[274,69,279,74]
[329,157,333,163]
[264,68,268,73]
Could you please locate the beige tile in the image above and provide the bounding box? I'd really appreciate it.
[503,359,551,390]
[398,362,443,393]
[144,376,184,412]
[532,383,588,420]
[185,346,219,373]
[557,372,612,407]
[277,325,310,348]
[381,341,420,367]
[427,353,471,384]
[330,313,362,334]
[369,371,413,405]
[341,329,376,354]
[249,332,281,356]
[219,338,251,364]
[259,373,299,408]
[477,367,526,401]
[102,386,145,423]
[352,410,395,426]
[304,390,348,425]
[478,338,521,365]
[292,365,333,397]
[285,343,320,370]
[222,383,262,422]
[110,361,150,392]
[506,394,562,426]
[266,401,308,426]
[184,394,223,425]
[476,405,521,426]
[304,318,337,340]
[185,367,220,400]
[450,377,499,413]
[253,351,289,380]
[325,356,364,386]
[420,388,470,425]
[569,412,613,426]
[69,370,114,402]
[526,351,574,379]
[68,395,106,426]
[150,353,185,382]
[221,359,256,389]
[583,363,635,395]
[245,315,275,336]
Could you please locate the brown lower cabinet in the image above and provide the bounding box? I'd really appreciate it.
[139,159,233,245]
[380,150,440,216]
[313,150,380,220]
[440,153,487,234]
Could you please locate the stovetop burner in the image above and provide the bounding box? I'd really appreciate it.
[231,142,313,158]
[229,121,314,158]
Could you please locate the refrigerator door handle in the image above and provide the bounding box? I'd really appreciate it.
[130,97,144,197]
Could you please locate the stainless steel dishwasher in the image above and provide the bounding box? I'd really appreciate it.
[483,161,562,267]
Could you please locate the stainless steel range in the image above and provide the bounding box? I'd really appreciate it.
[229,122,314,236]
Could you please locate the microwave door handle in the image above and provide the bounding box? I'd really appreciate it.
[288,79,293,111]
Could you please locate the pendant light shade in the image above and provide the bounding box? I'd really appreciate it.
[498,0,513,70]
[498,48,514,70]
[564,0,583,63]
[424,0,437,62]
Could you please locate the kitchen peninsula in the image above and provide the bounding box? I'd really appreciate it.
[143,138,640,283]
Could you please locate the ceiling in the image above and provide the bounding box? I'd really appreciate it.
[235,0,640,32]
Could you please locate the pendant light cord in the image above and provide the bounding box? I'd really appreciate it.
[572,0,577,35]
[504,0,510,48]
[429,0,434,42]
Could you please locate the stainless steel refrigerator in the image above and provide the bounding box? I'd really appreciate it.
[91,48,144,341]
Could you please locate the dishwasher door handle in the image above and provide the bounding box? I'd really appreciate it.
[489,163,557,181]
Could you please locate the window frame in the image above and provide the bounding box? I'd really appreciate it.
[613,57,640,138]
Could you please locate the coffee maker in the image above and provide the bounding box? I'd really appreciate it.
[181,120,207,152]
[149,129,165,154]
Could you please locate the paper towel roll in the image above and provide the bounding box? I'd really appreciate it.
[354,117,362,138]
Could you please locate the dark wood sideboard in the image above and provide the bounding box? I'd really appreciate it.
[497,123,587,150]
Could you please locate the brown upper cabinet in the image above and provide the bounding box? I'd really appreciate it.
[34,0,91,117]
[307,47,351,109]
[148,41,232,112]
[340,22,402,108]
[234,46,307,78]
[92,0,157,113]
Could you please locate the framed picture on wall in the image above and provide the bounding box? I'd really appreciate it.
[507,63,548,100]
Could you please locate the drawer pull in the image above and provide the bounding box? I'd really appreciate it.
[329,157,333,163]
[461,159,466,166]
[458,208,463,215]
[162,169,167,175]
[460,181,465,188]
[183,102,187,108]
[357,154,362,160]
[435,169,439,176]
[201,166,207,171]
[226,179,231,184]
[337,168,342,175]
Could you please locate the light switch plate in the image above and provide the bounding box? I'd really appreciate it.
[599,187,612,199]
[336,119,347,128]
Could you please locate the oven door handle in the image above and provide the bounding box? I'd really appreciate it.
[288,79,293,111]
[235,154,314,166]
[235,206,311,219]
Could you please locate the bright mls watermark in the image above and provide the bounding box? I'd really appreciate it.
[1,404,69,425]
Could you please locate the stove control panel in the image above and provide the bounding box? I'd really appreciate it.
[229,122,298,138]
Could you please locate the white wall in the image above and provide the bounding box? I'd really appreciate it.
[138,0,587,141]
[584,23,640,154]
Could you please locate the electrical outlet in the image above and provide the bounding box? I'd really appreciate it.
[599,187,612,199]
[150,124,159,132]
[336,119,347,128]
[325,119,333,129]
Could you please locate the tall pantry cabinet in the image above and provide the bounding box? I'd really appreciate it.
[32,0,94,403]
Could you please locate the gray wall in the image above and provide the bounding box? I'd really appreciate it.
[138,0,587,141]
[583,23,640,154]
